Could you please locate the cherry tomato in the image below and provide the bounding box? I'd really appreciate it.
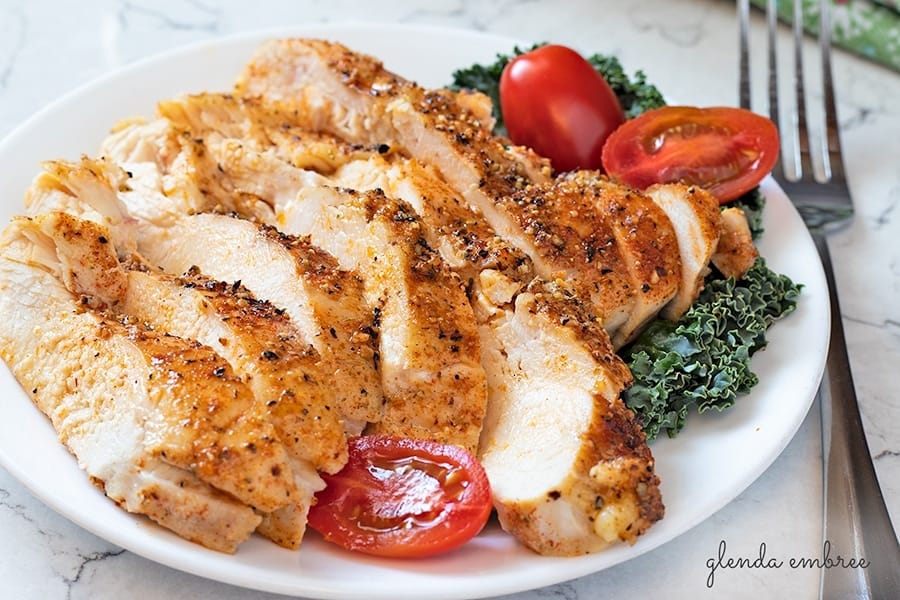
[601,105,779,203]
[306,435,493,558]
[499,44,625,172]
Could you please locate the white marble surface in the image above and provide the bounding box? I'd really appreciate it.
[0,1,898,599]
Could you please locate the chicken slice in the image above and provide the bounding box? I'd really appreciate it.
[0,220,299,549]
[477,281,662,555]
[644,183,722,320]
[25,208,339,550]
[332,155,534,290]
[131,121,488,452]
[24,157,139,251]
[184,93,663,552]
[157,92,385,174]
[277,186,488,454]
[31,211,347,471]
[102,117,277,224]
[711,206,759,279]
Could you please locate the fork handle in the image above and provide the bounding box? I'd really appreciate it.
[815,233,900,599]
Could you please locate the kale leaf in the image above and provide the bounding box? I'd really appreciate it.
[448,44,665,136]
[620,259,802,440]
[583,53,666,119]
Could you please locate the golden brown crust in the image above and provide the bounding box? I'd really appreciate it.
[385,158,536,285]
[557,173,682,346]
[308,188,488,454]
[120,319,297,513]
[254,223,384,424]
[712,206,759,279]
[171,266,349,473]
[502,180,636,331]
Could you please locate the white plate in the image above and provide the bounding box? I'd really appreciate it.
[0,23,828,600]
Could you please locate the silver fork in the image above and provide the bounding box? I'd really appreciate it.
[738,1,900,598]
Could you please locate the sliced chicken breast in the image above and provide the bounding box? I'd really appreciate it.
[306,147,664,555]
[27,155,384,433]
[556,172,682,347]
[138,213,383,432]
[0,219,300,550]
[332,154,535,290]
[644,183,722,320]
[234,39,656,334]
[158,92,384,174]
[477,281,662,555]
[236,45,666,552]
[712,206,758,279]
[278,186,488,454]
[4,39,673,556]
[30,211,347,470]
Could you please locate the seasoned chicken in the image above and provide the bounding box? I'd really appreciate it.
[25,157,139,252]
[102,117,278,224]
[332,156,664,553]
[157,92,383,174]
[0,218,301,551]
[644,183,722,319]
[25,211,340,548]
[32,153,384,433]
[154,93,533,294]
[137,213,384,432]
[233,40,667,552]
[555,172,682,347]
[130,105,488,453]
[712,206,759,279]
[331,155,534,287]
[477,281,662,554]
[277,186,488,454]
[0,37,696,557]
[235,39,664,337]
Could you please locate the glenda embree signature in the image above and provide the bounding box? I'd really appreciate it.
[705,539,870,588]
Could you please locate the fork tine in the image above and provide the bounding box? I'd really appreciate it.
[792,0,816,183]
[738,0,752,110]
[819,0,847,184]
[765,0,785,181]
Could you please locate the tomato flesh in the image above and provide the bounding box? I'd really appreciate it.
[601,106,779,203]
[307,435,493,558]
[499,44,625,172]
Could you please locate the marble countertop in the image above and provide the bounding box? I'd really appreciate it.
[1,1,897,598]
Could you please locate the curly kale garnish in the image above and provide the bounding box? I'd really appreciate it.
[583,53,666,119]
[620,259,802,441]
[448,44,665,135]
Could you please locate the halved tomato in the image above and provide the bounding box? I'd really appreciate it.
[306,435,493,558]
[601,106,779,203]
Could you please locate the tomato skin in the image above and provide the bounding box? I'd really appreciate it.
[601,105,779,203]
[306,435,493,558]
[499,45,625,173]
